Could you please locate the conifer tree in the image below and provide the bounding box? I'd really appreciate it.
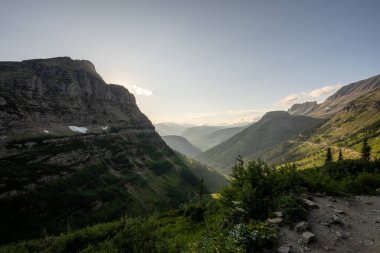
[325,147,333,164]
[338,148,343,161]
[361,136,371,161]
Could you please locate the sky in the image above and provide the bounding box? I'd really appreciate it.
[1,0,380,125]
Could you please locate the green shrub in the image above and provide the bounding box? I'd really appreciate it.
[184,203,206,222]
[220,160,305,221]
[275,194,306,224]
[191,222,277,253]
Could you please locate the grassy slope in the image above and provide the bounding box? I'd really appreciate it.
[2,160,379,253]
[261,89,380,168]
[197,112,324,175]
[0,201,221,253]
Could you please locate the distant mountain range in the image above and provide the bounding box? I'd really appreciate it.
[156,123,250,153]
[161,135,202,158]
[154,122,194,136]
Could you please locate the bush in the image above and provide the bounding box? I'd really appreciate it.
[220,160,305,221]
[191,222,277,253]
[340,171,380,195]
[183,203,206,222]
[275,194,306,224]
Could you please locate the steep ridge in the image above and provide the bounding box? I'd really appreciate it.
[288,74,380,118]
[262,88,380,167]
[0,57,225,243]
[162,135,202,158]
[196,111,325,174]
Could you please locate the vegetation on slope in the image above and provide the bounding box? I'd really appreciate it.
[259,89,380,168]
[0,130,226,244]
[197,111,325,175]
[2,155,379,253]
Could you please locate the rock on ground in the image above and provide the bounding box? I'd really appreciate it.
[278,195,380,253]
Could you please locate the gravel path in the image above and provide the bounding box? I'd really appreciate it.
[277,195,380,253]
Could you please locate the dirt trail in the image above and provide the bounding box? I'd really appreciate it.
[277,195,380,253]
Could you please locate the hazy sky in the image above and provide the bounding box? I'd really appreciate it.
[1,0,380,125]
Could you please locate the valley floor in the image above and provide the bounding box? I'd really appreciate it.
[278,195,380,253]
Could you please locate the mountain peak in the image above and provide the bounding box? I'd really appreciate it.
[261,111,290,120]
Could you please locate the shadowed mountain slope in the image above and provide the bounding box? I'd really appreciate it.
[162,135,202,158]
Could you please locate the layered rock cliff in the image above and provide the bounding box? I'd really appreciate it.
[0,57,152,135]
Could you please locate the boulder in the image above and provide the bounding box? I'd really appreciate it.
[334,209,345,214]
[277,245,291,253]
[330,214,342,225]
[295,221,309,233]
[275,211,284,218]
[303,199,319,209]
[302,231,316,244]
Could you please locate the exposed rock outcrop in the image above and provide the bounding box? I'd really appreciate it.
[0,57,153,135]
[288,101,318,116]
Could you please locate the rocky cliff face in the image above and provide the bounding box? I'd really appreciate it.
[0,57,153,135]
[288,101,319,116]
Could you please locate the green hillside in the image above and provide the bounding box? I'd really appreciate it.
[197,111,324,175]
[261,89,380,167]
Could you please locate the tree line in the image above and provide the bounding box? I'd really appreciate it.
[325,136,372,164]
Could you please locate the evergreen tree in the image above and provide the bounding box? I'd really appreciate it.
[325,147,333,164]
[338,148,343,161]
[361,136,371,161]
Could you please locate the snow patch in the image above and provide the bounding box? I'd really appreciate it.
[101,126,109,130]
[43,130,50,134]
[324,106,331,111]
[69,126,88,133]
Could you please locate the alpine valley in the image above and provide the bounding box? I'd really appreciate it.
[1,58,379,253]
